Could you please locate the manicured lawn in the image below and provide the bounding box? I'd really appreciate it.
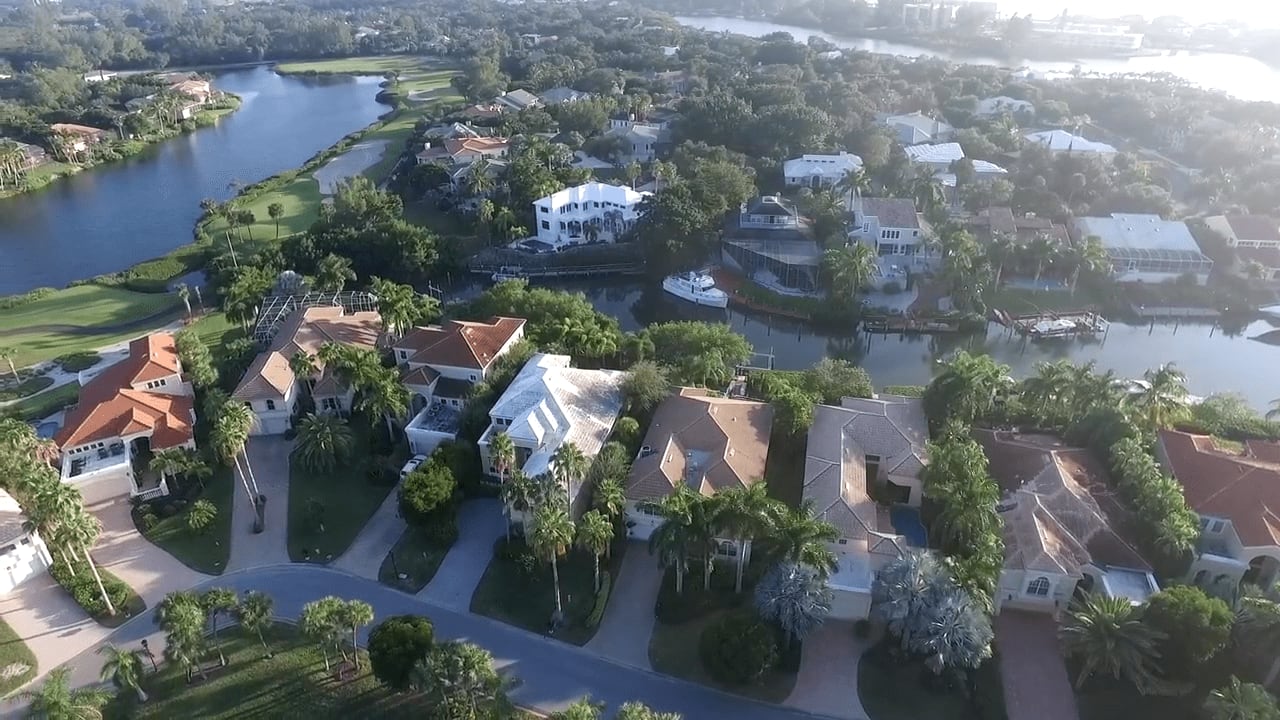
[0,375,54,402]
[102,624,521,719]
[648,606,798,704]
[0,615,36,698]
[470,539,626,646]
[403,201,475,236]
[3,381,81,422]
[1072,667,1199,720]
[188,311,243,350]
[1,285,181,368]
[275,56,461,100]
[134,468,235,575]
[378,527,451,593]
[205,174,324,243]
[287,425,398,562]
[857,643,976,720]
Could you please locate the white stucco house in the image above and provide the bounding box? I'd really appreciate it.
[478,354,625,517]
[849,196,931,288]
[55,333,196,506]
[231,306,382,435]
[0,490,53,595]
[974,96,1035,119]
[624,388,774,542]
[532,181,650,251]
[1024,129,1117,156]
[396,316,527,456]
[783,151,863,189]
[882,111,954,145]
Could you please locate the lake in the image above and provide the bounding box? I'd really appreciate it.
[674,15,1280,104]
[0,66,387,296]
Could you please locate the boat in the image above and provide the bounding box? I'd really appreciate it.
[662,271,729,308]
[491,265,524,282]
[1261,304,1280,319]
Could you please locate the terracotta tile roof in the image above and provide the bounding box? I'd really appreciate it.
[400,364,441,388]
[55,333,194,450]
[396,317,525,372]
[1159,429,1280,548]
[975,430,1150,574]
[626,388,774,502]
[232,307,382,402]
[50,123,107,137]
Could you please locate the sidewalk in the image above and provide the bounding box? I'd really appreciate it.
[332,480,407,580]
[225,437,293,572]
[416,499,505,610]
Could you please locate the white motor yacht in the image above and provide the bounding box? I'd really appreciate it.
[662,271,729,308]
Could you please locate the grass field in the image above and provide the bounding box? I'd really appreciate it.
[135,468,235,575]
[3,381,80,422]
[275,56,461,100]
[0,616,36,698]
[377,527,451,593]
[1,286,180,368]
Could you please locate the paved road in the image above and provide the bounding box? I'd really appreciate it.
[47,565,835,720]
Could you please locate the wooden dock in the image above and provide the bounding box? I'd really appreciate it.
[469,262,645,279]
[861,315,962,334]
[995,308,1110,339]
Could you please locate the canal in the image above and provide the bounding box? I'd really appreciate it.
[0,66,387,296]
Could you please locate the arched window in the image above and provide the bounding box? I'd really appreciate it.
[1027,577,1051,597]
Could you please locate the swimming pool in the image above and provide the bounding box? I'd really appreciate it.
[890,506,928,547]
[36,421,60,439]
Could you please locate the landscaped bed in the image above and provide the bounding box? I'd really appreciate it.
[377,527,451,593]
[4,381,80,422]
[49,560,145,628]
[0,616,36,697]
[856,641,1006,720]
[0,375,54,402]
[133,467,235,575]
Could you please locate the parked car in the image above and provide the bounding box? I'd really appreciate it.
[400,454,428,479]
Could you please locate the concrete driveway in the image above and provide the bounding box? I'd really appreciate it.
[995,610,1079,720]
[417,499,505,610]
[226,436,293,571]
[785,620,869,720]
[91,499,207,603]
[585,541,661,669]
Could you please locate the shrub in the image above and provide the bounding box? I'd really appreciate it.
[853,619,872,639]
[140,511,159,532]
[882,385,926,399]
[55,351,101,373]
[367,615,435,691]
[882,280,902,294]
[655,568,720,624]
[0,287,55,310]
[0,376,54,402]
[419,507,459,547]
[699,610,779,685]
[586,571,612,629]
[1142,585,1233,681]
[398,459,457,527]
[49,562,132,619]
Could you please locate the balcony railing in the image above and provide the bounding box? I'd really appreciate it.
[133,477,170,503]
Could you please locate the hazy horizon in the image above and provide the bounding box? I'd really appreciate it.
[993,0,1276,27]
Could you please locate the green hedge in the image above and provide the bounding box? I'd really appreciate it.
[55,351,101,373]
[49,560,144,626]
[0,375,54,401]
[883,384,926,398]
[698,610,779,685]
[0,287,55,309]
[585,571,612,629]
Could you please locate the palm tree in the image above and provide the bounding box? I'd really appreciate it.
[490,431,517,539]
[1133,363,1190,429]
[237,590,275,652]
[985,230,1019,289]
[1060,592,1167,693]
[552,442,590,510]
[98,643,149,703]
[1204,676,1280,720]
[65,510,116,617]
[592,475,626,526]
[289,350,319,395]
[201,587,238,666]
[0,346,19,380]
[212,401,261,510]
[576,510,614,593]
[176,283,192,320]
[714,483,776,593]
[466,157,496,197]
[624,161,643,189]
[355,373,410,442]
[823,243,876,303]
[768,501,839,577]
[337,599,374,670]
[1068,234,1110,296]
[150,447,210,492]
[645,487,699,595]
[530,504,575,616]
[837,166,872,206]
[300,597,345,671]
[370,277,420,342]
[410,641,507,717]
[157,595,209,682]
[1265,399,1279,422]
[292,413,354,474]
[314,254,356,293]
[1022,232,1061,286]
[501,470,538,534]
[754,562,832,646]
[1021,359,1077,427]
[17,667,110,719]
[908,170,945,219]
[186,499,217,534]
[267,202,285,239]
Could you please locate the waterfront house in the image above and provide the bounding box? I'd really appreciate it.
[397,317,527,455]
[422,122,489,141]
[48,123,108,154]
[532,181,650,251]
[1156,429,1280,591]
[1072,213,1213,284]
[168,78,213,104]
[904,143,1008,193]
[965,207,1070,246]
[624,388,774,542]
[0,490,53,596]
[974,96,1036,119]
[1,139,47,170]
[881,112,954,146]
[721,195,822,295]
[976,430,1158,616]
[416,137,510,167]
[848,196,931,289]
[782,151,863,190]
[1205,214,1280,282]
[1024,129,1118,157]
[539,87,589,105]
[231,306,382,436]
[802,395,929,619]
[478,354,625,518]
[55,334,195,506]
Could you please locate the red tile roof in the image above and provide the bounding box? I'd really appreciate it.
[396,317,525,371]
[1159,429,1280,548]
[55,334,194,450]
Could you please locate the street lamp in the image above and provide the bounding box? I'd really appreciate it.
[140,639,158,672]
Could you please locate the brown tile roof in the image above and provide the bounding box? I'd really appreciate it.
[626,388,773,502]
[1159,429,1280,548]
[975,430,1149,574]
[232,307,382,402]
[49,123,107,137]
[396,317,525,372]
[55,333,194,450]
[400,364,441,388]
[1225,215,1280,243]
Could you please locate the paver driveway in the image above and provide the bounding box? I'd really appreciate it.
[226,436,292,571]
[785,620,869,720]
[585,541,661,669]
[995,610,1079,720]
[417,499,505,609]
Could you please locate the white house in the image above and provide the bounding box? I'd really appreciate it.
[1072,213,1213,285]
[904,143,1008,187]
[974,96,1035,119]
[850,196,930,288]
[533,181,650,250]
[539,87,589,105]
[55,334,196,506]
[976,430,1159,616]
[803,396,927,620]
[604,120,664,165]
[1024,130,1118,156]
[478,354,625,517]
[396,317,527,456]
[0,490,53,595]
[493,89,541,112]
[783,151,863,189]
[1205,214,1280,282]
[882,112,954,146]
[624,388,774,542]
[231,306,382,435]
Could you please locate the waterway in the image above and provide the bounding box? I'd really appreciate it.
[0,66,387,296]
[674,15,1280,103]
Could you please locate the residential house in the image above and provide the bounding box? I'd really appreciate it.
[849,196,930,288]
[478,354,625,517]
[231,306,382,435]
[169,78,213,104]
[1024,130,1118,156]
[976,430,1158,616]
[803,395,929,619]
[49,123,108,154]
[397,317,527,455]
[603,118,665,165]
[493,89,542,112]
[974,96,1036,119]
[422,122,489,141]
[1,139,47,170]
[532,181,650,251]
[416,136,510,166]
[783,151,863,190]
[0,490,53,596]
[651,69,695,94]
[459,103,505,122]
[624,388,774,542]
[721,195,822,295]
[1029,20,1144,52]
[83,70,117,83]
[1205,214,1280,282]
[54,334,195,506]
[539,87,589,105]
[1072,213,1213,284]
[882,112,954,146]
[904,143,1008,198]
[966,207,1070,245]
[1157,429,1280,591]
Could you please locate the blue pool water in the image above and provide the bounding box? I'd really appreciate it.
[890,506,928,547]
[36,421,59,439]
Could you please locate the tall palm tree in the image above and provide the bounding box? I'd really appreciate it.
[646,489,694,595]
[1133,363,1190,429]
[1021,359,1077,426]
[314,254,356,293]
[1068,234,1110,296]
[1203,676,1280,720]
[501,471,538,534]
[822,243,876,303]
[466,157,496,198]
[289,351,318,395]
[236,590,275,651]
[1060,592,1167,693]
[552,442,590,510]
[300,597,345,671]
[267,202,285,240]
[370,278,420,342]
[337,599,374,670]
[157,594,208,682]
[592,475,626,527]
[837,166,872,206]
[908,170,945,219]
[355,373,410,442]
[714,483,776,593]
[65,510,116,617]
[292,413,354,474]
[98,643,148,703]
[576,509,614,593]
[1022,232,1061,286]
[201,587,239,666]
[17,667,110,719]
[985,230,1020,290]
[490,431,517,539]
[212,401,261,510]
[530,504,575,616]
[176,283,192,320]
[768,501,839,577]
[0,346,19,380]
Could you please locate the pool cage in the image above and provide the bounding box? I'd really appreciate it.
[1105,245,1214,276]
[251,290,379,345]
